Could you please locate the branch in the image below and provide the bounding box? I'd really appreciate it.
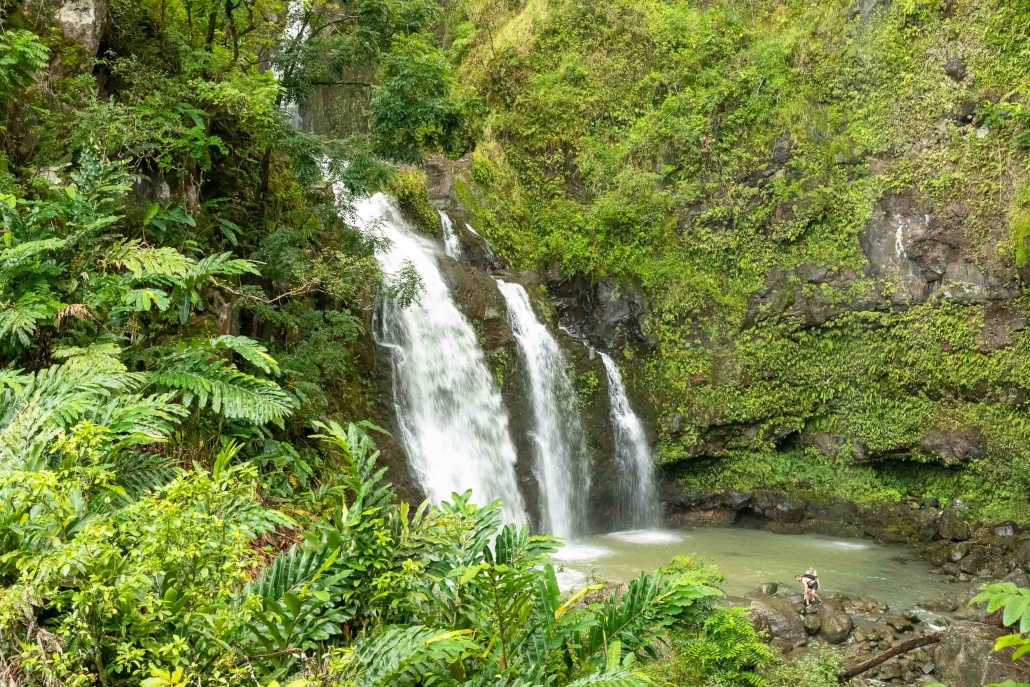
[840,631,943,681]
[308,80,373,87]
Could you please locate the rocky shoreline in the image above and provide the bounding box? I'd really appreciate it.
[665,488,1030,685]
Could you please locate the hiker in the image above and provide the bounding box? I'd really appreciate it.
[796,568,821,609]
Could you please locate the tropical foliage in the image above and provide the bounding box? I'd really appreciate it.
[0,367,725,686]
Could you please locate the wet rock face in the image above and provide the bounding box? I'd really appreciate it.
[981,302,1026,351]
[934,621,1030,687]
[54,0,107,56]
[859,194,1017,306]
[549,276,653,351]
[438,260,514,351]
[749,491,808,523]
[424,156,506,272]
[920,426,985,466]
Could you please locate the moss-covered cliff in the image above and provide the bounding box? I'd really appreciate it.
[445,0,1030,522]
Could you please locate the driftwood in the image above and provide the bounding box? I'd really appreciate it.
[840,631,944,680]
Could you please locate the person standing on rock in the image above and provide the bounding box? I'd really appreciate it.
[797,568,821,610]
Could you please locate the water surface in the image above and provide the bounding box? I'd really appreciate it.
[553,527,958,610]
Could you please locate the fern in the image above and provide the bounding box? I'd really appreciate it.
[0,30,48,91]
[121,287,171,312]
[0,293,57,347]
[152,352,296,425]
[0,363,148,469]
[209,335,281,374]
[343,625,479,687]
[109,242,193,281]
[244,543,330,602]
[111,451,182,499]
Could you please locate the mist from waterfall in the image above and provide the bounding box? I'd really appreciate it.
[351,194,527,524]
[600,352,659,528]
[496,280,590,538]
[438,210,463,260]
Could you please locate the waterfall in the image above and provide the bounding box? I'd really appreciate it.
[439,210,463,260]
[276,1,308,130]
[600,352,659,528]
[351,194,527,524]
[496,280,589,538]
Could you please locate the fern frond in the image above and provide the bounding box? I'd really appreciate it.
[152,353,296,425]
[563,671,652,687]
[0,363,149,469]
[191,252,260,279]
[244,543,327,601]
[208,335,280,374]
[0,238,66,285]
[89,392,188,446]
[120,287,171,312]
[0,293,57,347]
[346,625,479,687]
[111,451,182,499]
[110,243,193,281]
[52,343,126,373]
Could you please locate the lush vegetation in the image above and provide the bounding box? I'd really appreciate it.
[444,0,1030,522]
[0,0,849,685]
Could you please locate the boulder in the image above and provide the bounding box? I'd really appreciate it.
[920,427,985,465]
[936,510,971,541]
[54,0,107,57]
[886,614,914,633]
[958,552,982,575]
[918,593,955,613]
[803,613,822,636]
[1014,538,1030,571]
[818,609,853,644]
[934,621,1030,687]
[946,58,968,81]
[950,542,971,561]
[1004,568,1030,589]
[993,520,1019,537]
[760,582,779,596]
[748,596,807,646]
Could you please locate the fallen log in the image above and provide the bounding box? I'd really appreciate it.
[840,631,943,681]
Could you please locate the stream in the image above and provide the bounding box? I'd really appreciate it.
[553,527,962,611]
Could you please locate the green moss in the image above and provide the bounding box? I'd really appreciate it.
[388,168,439,236]
[450,0,1030,524]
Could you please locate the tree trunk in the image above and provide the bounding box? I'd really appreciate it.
[840,631,943,681]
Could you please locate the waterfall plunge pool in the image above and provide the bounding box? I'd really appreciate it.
[552,527,961,612]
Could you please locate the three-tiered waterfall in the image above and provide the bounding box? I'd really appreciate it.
[350,195,527,524]
[351,194,657,538]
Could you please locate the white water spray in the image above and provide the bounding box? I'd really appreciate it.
[496,280,589,538]
[439,210,463,260]
[600,353,659,528]
[351,195,527,524]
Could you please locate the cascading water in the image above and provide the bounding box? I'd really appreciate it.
[350,194,527,524]
[275,1,309,131]
[496,281,590,538]
[438,210,463,260]
[600,352,659,528]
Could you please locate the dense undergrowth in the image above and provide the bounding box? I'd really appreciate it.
[0,0,841,684]
[445,0,1030,522]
